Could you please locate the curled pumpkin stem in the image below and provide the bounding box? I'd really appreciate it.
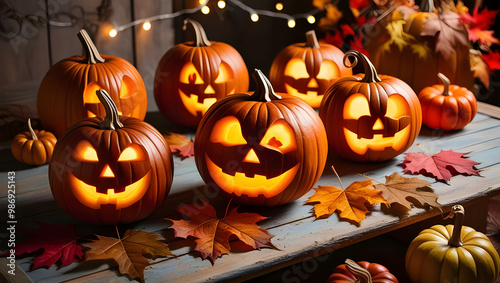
[305,30,320,49]
[251,69,282,102]
[343,50,381,83]
[447,204,465,247]
[419,0,435,12]
[96,90,124,130]
[437,73,451,96]
[77,29,105,64]
[345,259,372,283]
[27,118,38,140]
[183,19,211,47]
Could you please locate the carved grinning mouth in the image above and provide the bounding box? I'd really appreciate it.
[206,154,299,198]
[179,90,217,116]
[69,172,151,209]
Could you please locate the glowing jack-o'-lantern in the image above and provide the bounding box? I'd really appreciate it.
[320,50,422,162]
[270,30,352,108]
[155,19,249,127]
[37,29,147,137]
[195,69,328,206]
[49,90,173,225]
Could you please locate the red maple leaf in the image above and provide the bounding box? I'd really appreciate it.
[324,31,345,48]
[459,6,499,45]
[163,132,194,160]
[348,34,369,56]
[340,24,355,37]
[482,50,500,71]
[15,222,83,270]
[401,150,481,183]
[166,199,277,264]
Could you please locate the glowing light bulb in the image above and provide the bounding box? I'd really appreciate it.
[275,2,283,11]
[307,15,315,24]
[288,19,296,28]
[142,21,151,31]
[251,13,259,22]
[199,0,207,4]
[201,5,210,14]
[218,0,226,9]
[109,29,117,37]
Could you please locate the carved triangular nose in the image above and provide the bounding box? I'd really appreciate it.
[308,78,318,88]
[372,118,384,130]
[204,84,215,94]
[101,165,115,178]
[243,149,260,164]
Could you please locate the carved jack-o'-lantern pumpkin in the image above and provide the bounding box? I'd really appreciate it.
[195,69,328,206]
[37,29,147,137]
[49,90,173,225]
[270,30,352,108]
[320,50,422,162]
[155,19,249,128]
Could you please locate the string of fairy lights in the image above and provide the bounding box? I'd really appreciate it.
[108,0,321,37]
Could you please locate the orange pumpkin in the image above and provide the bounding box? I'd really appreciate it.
[320,50,422,162]
[365,0,474,94]
[154,19,249,128]
[194,69,328,206]
[37,29,147,137]
[327,259,399,283]
[49,90,172,225]
[270,30,352,108]
[11,118,57,165]
[418,73,477,131]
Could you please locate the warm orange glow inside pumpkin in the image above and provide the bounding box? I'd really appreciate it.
[284,58,339,107]
[70,141,150,209]
[343,93,411,155]
[179,61,235,116]
[206,116,299,198]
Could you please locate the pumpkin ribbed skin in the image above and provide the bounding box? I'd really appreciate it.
[320,51,422,162]
[418,74,477,131]
[11,119,57,165]
[37,30,147,137]
[49,91,172,225]
[406,224,500,283]
[154,19,249,128]
[270,30,352,108]
[194,70,328,206]
[327,260,399,283]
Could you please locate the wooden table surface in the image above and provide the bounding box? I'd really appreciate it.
[1,102,500,283]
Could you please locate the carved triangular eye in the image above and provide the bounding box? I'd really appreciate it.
[180,62,204,84]
[260,120,297,153]
[284,58,309,79]
[83,82,103,104]
[118,144,145,161]
[343,93,371,119]
[119,76,137,98]
[210,116,247,146]
[74,140,99,161]
[317,60,339,80]
[214,62,234,83]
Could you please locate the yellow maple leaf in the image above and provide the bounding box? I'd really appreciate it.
[382,20,415,52]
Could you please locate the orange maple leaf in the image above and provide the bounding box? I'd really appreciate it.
[306,167,388,226]
[163,132,194,160]
[166,199,277,264]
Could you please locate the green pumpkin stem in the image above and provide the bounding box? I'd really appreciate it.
[447,205,465,247]
[305,30,320,49]
[27,118,38,140]
[77,29,105,64]
[250,69,282,102]
[343,50,381,83]
[345,259,372,283]
[96,90,124,130]
[184,19,211,47]
[438,73,451,96]
[420,0,435,12]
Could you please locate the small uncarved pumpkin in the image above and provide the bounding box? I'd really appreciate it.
[194,69,328,206]
[418,73,477,131]
[49,90,173,225]
[319,50,422,162]
[406,205,500,283]
[327,259,399,283]
[11,118,57,165]
[269,30,352,108]
[155,19,249,128]
[37,29,147,137]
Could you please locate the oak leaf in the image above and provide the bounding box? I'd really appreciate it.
[166,199,277,264]
[401,150,481,183]
[371,172,441,211]
[306,179,388,226]
[163,132,194,160]
[82,229,172,283]
[13,222,83,270]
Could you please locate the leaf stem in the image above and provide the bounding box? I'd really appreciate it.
[331,166,344,190]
